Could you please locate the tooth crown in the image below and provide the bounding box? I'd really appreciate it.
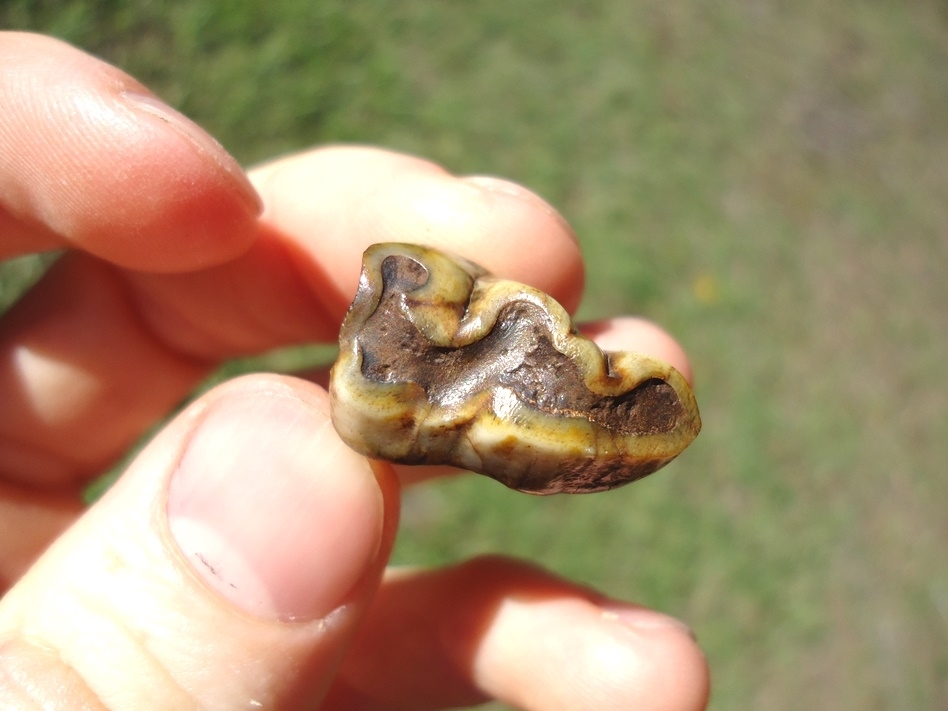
[330,242,701,494]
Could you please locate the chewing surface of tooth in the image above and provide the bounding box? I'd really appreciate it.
[330,243,701,494]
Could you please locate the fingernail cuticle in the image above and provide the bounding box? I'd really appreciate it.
[601,605,697,640]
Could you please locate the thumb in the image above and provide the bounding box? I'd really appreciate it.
[0,374,398,709]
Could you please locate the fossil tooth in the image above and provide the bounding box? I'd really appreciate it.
[330,242,701,494]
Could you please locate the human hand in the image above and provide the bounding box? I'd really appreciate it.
[0,32,709,709]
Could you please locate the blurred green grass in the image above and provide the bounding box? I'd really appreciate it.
[3,2,947,708]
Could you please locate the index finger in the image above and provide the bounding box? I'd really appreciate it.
[0,32,261,269]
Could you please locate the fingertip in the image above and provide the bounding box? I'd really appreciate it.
[599,605,712,711]
[0,32,260,270]
[165,374,391,622]
[582,316,695,385]
[458,174,585,313]
[369,170,585,312]
[471,586,710,711]
[329,555,710,711]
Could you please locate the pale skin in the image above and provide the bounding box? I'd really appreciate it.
[0,32,710,711]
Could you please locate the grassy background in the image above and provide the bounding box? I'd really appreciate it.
[3,2,947,708]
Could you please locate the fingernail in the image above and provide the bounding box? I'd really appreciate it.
[463,175,566,222]
[463,175,531,199]
[167,385,384,621]
[600,604,697,640]
[121,91,262,214]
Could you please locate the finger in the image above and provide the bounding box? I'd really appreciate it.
[0,254,208,488]
[323,556,710,711]
[0,146,583,486]
[579,316,695,385]
[0,482,81,590]
[127,145,586,360]
[0,374,400,708]
[0,32,260,268]
[249,146,585,318]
